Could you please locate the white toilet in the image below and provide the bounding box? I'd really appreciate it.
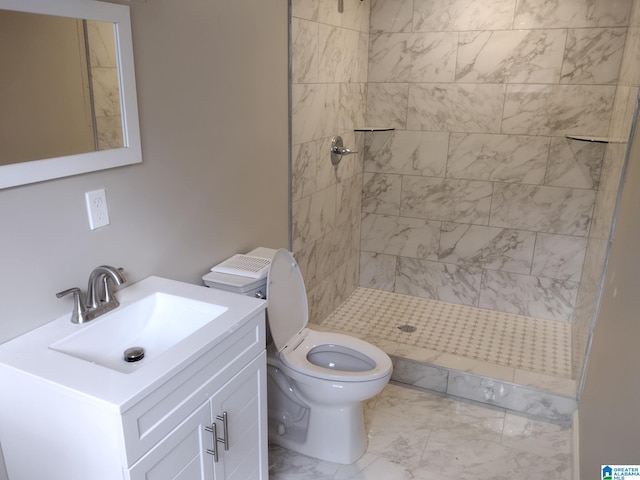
[204,248,392,464]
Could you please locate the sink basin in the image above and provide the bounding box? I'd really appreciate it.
[50,292,228,373]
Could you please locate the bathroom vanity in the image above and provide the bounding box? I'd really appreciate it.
[0,277,268,479]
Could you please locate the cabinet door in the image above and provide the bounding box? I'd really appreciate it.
[128,402,214,480]
[211,351,267,480]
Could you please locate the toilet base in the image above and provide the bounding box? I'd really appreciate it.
[269,402,367,464]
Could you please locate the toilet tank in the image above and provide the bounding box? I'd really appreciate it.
[202,247,277,298]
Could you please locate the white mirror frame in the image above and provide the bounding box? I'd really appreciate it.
[0,0,141,189]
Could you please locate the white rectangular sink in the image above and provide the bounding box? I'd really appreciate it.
[50,292,228,373]
[0,276,266,410]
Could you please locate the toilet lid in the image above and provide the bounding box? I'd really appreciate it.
[266,249,308,352]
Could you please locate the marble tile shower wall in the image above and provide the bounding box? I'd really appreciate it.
[361,0,635,325]
[290,0,370,323]
[572,0,640,379]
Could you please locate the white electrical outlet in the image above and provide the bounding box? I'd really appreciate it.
[85,189,110,230]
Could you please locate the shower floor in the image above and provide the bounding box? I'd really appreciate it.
[320,288,572,381]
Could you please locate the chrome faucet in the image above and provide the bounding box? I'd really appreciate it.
[56,265,126,324]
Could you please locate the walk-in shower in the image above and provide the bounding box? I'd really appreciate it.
[290,0,640,419]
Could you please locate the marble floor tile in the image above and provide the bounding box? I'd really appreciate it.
[268,384,572,480]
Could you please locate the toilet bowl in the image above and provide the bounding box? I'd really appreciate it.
[264,249,392,464]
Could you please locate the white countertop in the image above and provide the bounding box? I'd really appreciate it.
[0,276,266,411]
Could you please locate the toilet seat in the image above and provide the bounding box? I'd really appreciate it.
[266,249,309,353]
[267,249,392,383]
[279,328,392,383]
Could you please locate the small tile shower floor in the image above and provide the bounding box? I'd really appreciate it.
[268,383,572,480]
[320,288,572,380]
[319,288,576,397]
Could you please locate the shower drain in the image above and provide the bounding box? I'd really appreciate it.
[397,324,417,333]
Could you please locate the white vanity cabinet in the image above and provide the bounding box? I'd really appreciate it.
[128,352,267,480]
[0,278,268,480]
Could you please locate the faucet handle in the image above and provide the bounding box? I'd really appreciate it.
[56,287,88,324]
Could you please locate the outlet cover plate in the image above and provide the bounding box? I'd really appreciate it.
[85,189,110,230]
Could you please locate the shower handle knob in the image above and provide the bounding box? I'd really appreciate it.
[330,135,358,166]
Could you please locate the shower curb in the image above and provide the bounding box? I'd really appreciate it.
[390,354,577,426]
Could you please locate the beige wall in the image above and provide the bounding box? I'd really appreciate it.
[0,0,289,343]
[579,101,640,475]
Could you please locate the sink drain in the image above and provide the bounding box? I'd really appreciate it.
[397,324,417,333]
[124,346,145,363]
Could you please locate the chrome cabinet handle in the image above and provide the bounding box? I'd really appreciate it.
[205,423,219,462]
[216,411,229,451]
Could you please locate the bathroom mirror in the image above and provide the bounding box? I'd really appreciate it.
[0,0,141,189]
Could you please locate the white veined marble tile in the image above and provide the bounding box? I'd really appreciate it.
[365,130,448,177]
[86,20,117,68]
[291,17,319,84]
[545,137,605,189]
[336,173,363,226]
[446,133,550,184]
[340,0,370,32]
[293,242,317,290]
[417,424,571,478]
[362,173,402,215]
[291,141,318,201]
[369,32,457,83]
[291,0,341,26]
[91,68,121,117]
[438,223,536,275]
[502,84,616,136]
[361,213,441,259]
[359,251,397,291]
[514,0,632,29]
[318,25,360,83]
[479,269,578,322]
[365,83,409,129]
[490,183,597,236]
[269,383,572,480]
[590,189,618,240]
[291,186,337,251]
[531,233,588,282]
[408,83,506,133]
[339,83,367,132]
[501,412,572,457]
[95,117,123,150]
[560,27,627,84]
[314,223,357,281]
[413,0,516,32]
[370,0,413,33]
[401,177,493,224]
[396,257,483,306]
[292,83,340,145]
[456,29,565,84]
[618,26,640,85]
